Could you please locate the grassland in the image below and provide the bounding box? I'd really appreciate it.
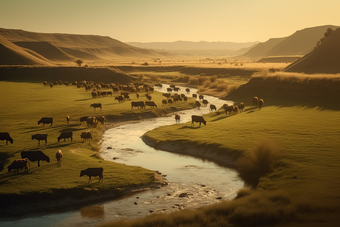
[102,72,340,227]
[0,81,196,215]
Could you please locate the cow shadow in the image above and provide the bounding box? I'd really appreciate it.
[59,127,84,133]
[180,125,205,129]
[244,106,259,113]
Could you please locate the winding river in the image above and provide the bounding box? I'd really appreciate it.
[1,84,244,227]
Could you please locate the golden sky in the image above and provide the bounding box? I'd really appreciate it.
[0,0,339,43]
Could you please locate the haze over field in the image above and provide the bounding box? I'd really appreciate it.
[1,0,339,43]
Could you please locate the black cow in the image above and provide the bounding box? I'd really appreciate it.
[32,133,47,145]
[202,100,209,106]
[167,98,174,105]
[0,132,13,145]
[199,95,204,100]
[162,93,171,98]
[131,101,145,109]
[167,88,173,92]
[145,101,157,108]
[38,117,53,127]
[8,158,30,174]
[90,103,102,110]
[81,131,93,141]
[21,151,50,167]
[192,94,197,99]
[80,167,103,183]
[191,115,206,126]
[195,101,201,108]
[185,88,190,94]
[80,116,89,124]
[57,132,73,142]
[210,104,217,112]
[162,99,168,106]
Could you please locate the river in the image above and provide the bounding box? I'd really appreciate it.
[0,84,245,227]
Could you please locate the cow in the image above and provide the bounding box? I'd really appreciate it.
[173,96,182,102]
[91,91,98,98]
[253,97,258,106]
[57,132,73,142]
[185,88,190,94]
[80,116,89,124]
[115,95,125,103]
[233,106,239,114]
[81,131,93,142]
[96,116,106,125]
[222,104,228,110]
[238,102,245,112]
[145,101,157,108]
[167,98,174,105]
[183,96,188,101]
[162,99,168,106]
[8,158,30,174]
[202,99,209,106]
[195,101,201,109]
[170,84,176,88]
[66,116,70,125]
[162,93,171,98]
[146,94,152,100]
[80,167,103,183]
[191,115,206,126]
[38,117,53,127]
[86,116,97,128]
[21,151,50,167]
[56,150,63,167]
[167,88,173,92]
[174,87,181,92]
[136,93,140,99]
[175,114,181,123]
[32,133,47,145]
[225,106,235,116]
[192,94,197,99]
[131,101,145,109]
[199,95,204,100]
[210,104,217,112]
[90,103,102,110]
[0,132,13,145]
[258,99,264,110]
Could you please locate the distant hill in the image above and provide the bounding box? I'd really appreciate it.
[0,28,171,65]
[241,25,339,60]
[284,27,340,74]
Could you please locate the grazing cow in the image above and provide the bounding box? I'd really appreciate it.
[43,81,47,86]
[162,93,171,98]
[115,95,125,103]
[21,151,50,167]
[258,99,264,110]
[80,167,103,183]
[90,103,102,110]
[175,114,180,123]
[145,101,157,108]
[146,94,152,100]
[56,150,63,167]
[210,104,217,112]
[253,97,258,106]
[185,88,190,94]
[96,116,106,125]
[170,84,176,88]
[131,101,145,109]
[202,99,209,106]
[66,116,70,125]
[80,116,89,124]
[91,91,98,98]
[162,99,168,106]
[174,87,181,92]
[8,158,30,174]
[167,88,173,92]
[195,101,201,109]
[191,115,206,126]
[81,131,93,142]
[224,106,235,116]
[38,117,53,127]
[86,116,97,128]
[57,132,73,142]
[222,103,228,110]
[192,94,197,99]
[167,98,174,105]
[0,132,13,145]
[238,102,245,112]
[183,96,188,101]
[172,96,182,102]
[233,106,239,114]
[32,133,47,145]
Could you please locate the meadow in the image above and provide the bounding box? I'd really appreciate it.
[101,72,340,227]
[0,80,196,214]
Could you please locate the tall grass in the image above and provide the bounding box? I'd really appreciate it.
[236,139,279,184]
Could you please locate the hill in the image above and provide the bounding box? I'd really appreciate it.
[241,25,339,60]
[284,28,340,74]
[0,28,171,65]
[0,35,51,65]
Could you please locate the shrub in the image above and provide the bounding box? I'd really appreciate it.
[236,139,280,184]
[210,75,218,82]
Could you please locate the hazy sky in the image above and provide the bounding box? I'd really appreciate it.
[0,0,339,43]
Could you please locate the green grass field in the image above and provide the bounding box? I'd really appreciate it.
[0,81,195,211]
[102,74,340,227]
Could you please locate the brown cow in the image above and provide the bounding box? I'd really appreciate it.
[253,97,258,106]
[8,158,30,174]
[191,115,206,126]
[238,102,245,112]
[175,114,181,123]
[81,131,93,142]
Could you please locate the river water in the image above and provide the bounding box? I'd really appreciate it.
[1,84,244,227]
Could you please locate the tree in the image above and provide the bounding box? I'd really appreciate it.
[74,59,83,67]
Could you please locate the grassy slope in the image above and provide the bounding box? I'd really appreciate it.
[119,73,340,226]
[0,81,196,213]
